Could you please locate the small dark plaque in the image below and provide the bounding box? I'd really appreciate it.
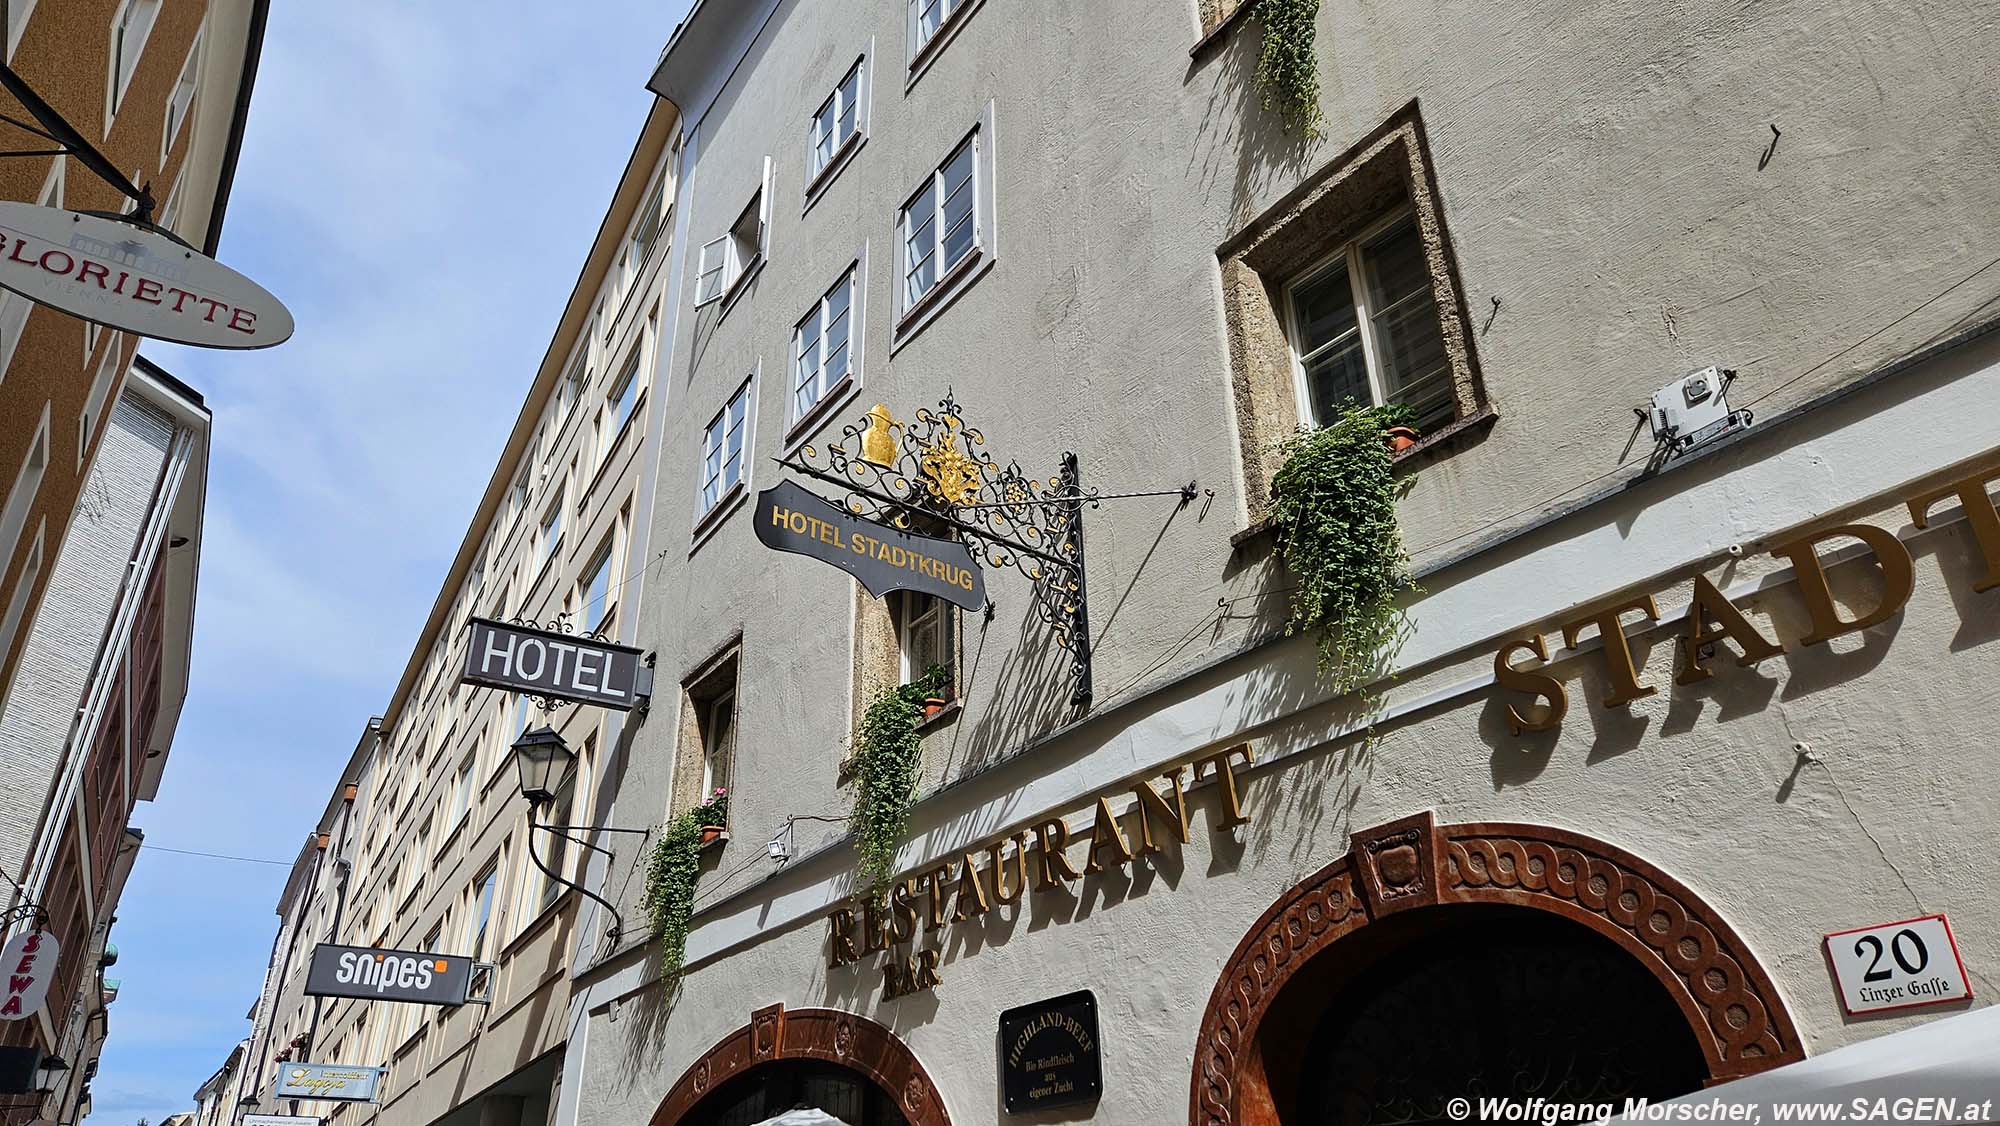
[999,989,1101,1114]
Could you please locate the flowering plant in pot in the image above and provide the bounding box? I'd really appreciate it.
[691,787,729,844]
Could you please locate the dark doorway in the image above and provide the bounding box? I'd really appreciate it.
[681,1059,909,1126]
[1263,905,1707,1126]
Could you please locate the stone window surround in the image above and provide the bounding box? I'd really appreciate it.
[672,635,741,817]
[1218,100,1491,523]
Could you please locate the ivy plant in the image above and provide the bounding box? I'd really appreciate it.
[851,665,949,892]
[639,788,727,981]
[1255,0,1326,137]
[1268,403,1417,698]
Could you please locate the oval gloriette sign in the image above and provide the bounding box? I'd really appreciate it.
[0,929,59,1020]
[0,202,293,349]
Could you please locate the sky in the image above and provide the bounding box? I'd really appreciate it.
[84,2,691,1121]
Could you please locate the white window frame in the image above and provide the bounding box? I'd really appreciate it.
[0,520,43,691]
[578,532,616,635]
[697,376,754,523]
[1281,206,1448,431]
[602,342,643,456]
[0,160,62,382]
[537,489,564,572]
[806,53,870,197]
[790,261,860,426]
[0,405,50,584]
[162,29,201,163]
[467,861,498,962]
[899,591,957,693]
[693,158,773,309]
[700,688,736,799]
[6,0,39,61]
[892,104,997,345]
[79,338,122,469]
[907,0,985,80]
[105,0,161,131]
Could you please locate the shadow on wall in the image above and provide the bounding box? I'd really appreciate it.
[1185,3,1324,233]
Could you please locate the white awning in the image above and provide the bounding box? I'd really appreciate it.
[748,1110,852,1126]
[1653,1005,2000,1123]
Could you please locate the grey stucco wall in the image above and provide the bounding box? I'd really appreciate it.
[578,0,2000,1120]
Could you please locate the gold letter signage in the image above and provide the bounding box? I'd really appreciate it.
[826,744,1254,999]
[1495,465,1997,733]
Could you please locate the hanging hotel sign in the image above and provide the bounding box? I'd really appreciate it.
[0,928,58,1020]
[1000,990,1103,1113]
[0,203,294,349]
[754,479,986,610]
[1824,914,1971,1016]
[276,1063,387,1103]
[827,743,1254,1001]
[303,943,477,1006]
[460,617,647,711]
[1493,463,2000,734]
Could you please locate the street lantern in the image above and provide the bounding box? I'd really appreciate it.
[511,726,576,806]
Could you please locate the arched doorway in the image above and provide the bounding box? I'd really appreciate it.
[653,1004,949,1126]
[1191,814,1803,1126]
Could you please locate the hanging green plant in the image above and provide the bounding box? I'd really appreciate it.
[851,665,949,892]
[1268,403,1418,697]
[1254,0,1326,137]
[639,788,727,980]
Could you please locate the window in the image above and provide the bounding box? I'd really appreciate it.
[106,0,161,124]
[467,862,498,962]
[511,465,530,526]
[1,408,50,580]
[403,818,430,900]
[699,379,752,516]
[450,751,475,826]
[538,491,563,570]
[702,689,736,801]
[162,32,200,162]
[605,345,641,444]
[809,58,865,185]
[694,164,771,307]
[6,0,38,61]
[512,693,531,743]
[894,107,996,334]
[537,771,574,912]
[910,0,974,61]
[79,342,121,469]
[0,524,43,707]
[1287,212,1451,432]
[561,349,588,418]
[630,173,668,275]
[579,535,615,635]
[791,266,856,422]
[897,592,957,696]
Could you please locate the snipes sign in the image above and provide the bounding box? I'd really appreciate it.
[303,944,476,1006]
[0,202,293,348]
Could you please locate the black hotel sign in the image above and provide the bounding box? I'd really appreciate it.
[999,990,1102,1113]
[460,617,645,710]
[754,480,985,611]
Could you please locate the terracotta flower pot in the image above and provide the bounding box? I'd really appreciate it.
[699,825,727,845]
[923,697,949,719]
[1384,427,1420,453]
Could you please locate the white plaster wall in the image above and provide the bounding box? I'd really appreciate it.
[579,0,2000,1120]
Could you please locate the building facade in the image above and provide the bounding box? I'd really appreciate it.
[224,99,683,1126]
[538,1,2000,1126]
[0,357,211,1121]
[0,0,266,714]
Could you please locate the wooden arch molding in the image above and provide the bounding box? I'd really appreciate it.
[651,1003,950,1126]
[1190,812,1805,1126]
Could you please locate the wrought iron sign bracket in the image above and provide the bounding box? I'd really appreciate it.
[0,66,154,223]
[0,902,46,932]
[778,393,1196,709]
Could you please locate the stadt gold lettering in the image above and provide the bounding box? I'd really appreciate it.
[1676,574,1782,684]
[1907,467,2000,591]
[1561,595,1661,707]
[1769,523,1915,646]
[1494,634,1566,734]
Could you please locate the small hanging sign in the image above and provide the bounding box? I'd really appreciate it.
[753,478,985,611]
[0,202,294,349]
[0,928,58,1020]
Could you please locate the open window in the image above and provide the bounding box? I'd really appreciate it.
[694,161,773,308]
[674,645,740,821]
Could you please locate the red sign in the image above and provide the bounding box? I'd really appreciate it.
[0,929,59,1021]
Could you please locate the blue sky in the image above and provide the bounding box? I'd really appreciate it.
[85,2,691,1120]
